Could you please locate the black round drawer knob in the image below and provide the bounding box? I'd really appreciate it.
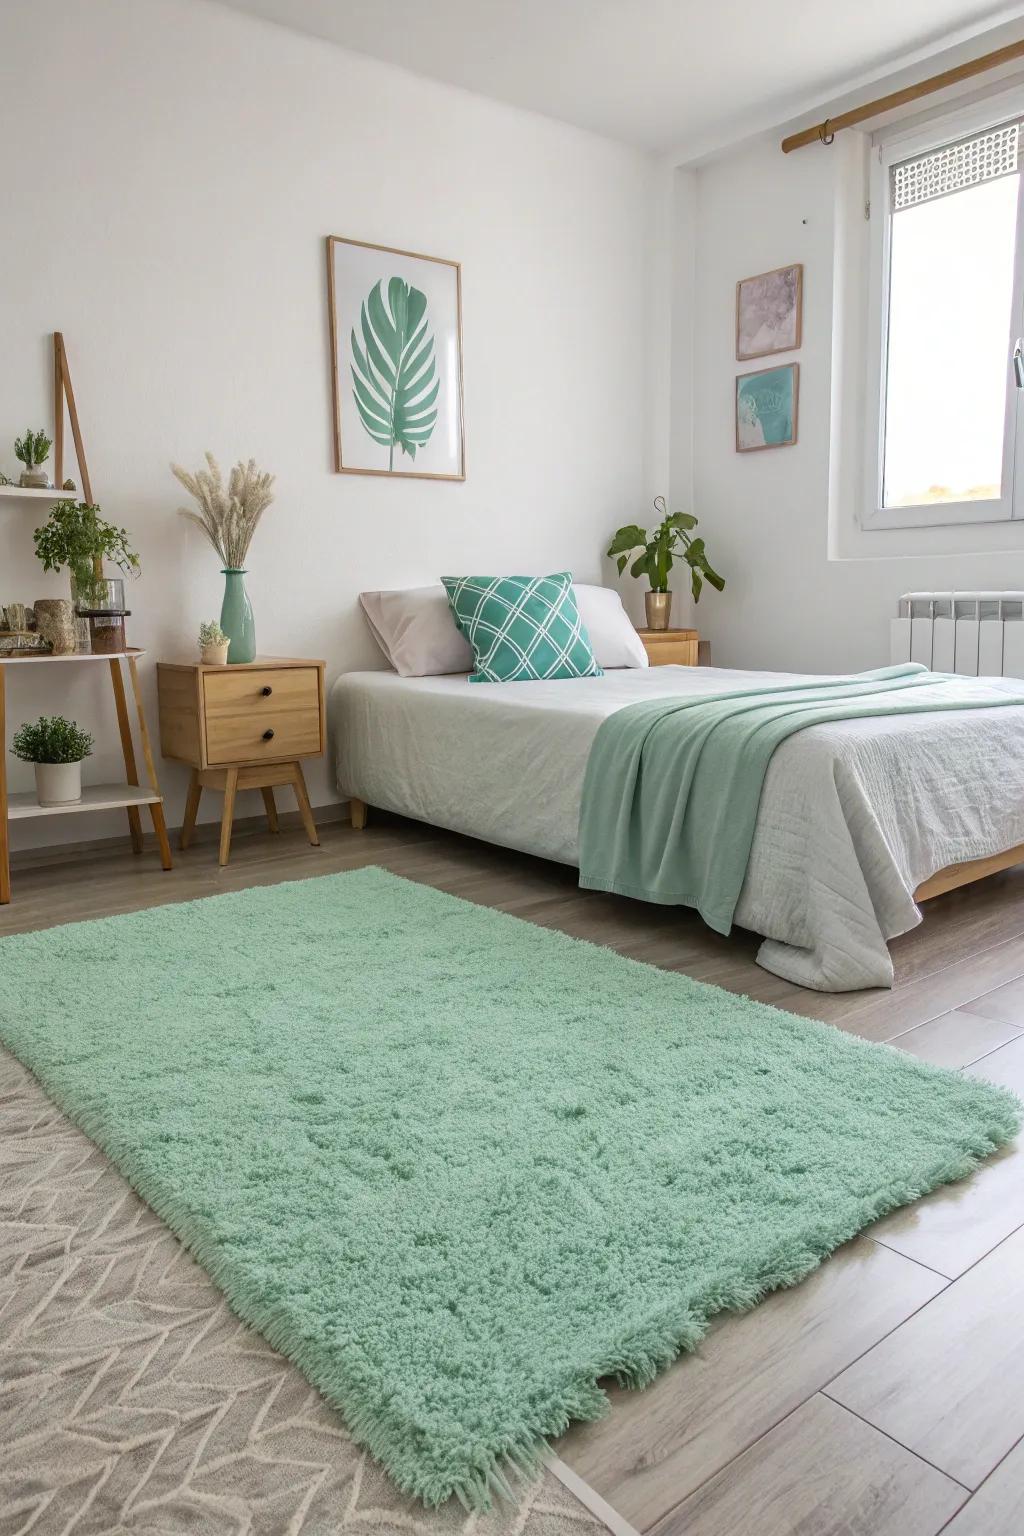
[262,728,275,741]
[261,685,273,696]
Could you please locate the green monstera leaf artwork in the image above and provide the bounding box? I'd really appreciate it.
[350,277,439,469]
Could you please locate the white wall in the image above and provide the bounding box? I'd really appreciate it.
[673,114,1024,674]
[0,0,654,849]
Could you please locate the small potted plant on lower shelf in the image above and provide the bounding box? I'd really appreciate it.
[198,619,230,665]
[11,716,94,807]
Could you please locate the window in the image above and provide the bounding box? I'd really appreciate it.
[865,98,1024,529]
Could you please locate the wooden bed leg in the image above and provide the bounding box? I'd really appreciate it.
[350,797,368,831]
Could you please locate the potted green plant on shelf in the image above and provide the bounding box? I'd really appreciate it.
[11,715,94,807]
[607,496,725,631]
[33,500,140,626]
[14,428,53,489]
[198,619,230,666]
[172,453,275,665]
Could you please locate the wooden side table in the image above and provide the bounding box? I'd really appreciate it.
[157,656,325,867]
[0,648,172,905]
[637,627,699,666]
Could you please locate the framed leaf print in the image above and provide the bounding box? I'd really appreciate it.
[326,235,465,480]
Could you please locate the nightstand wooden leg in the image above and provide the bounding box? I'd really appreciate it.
[291,763,320,847]
[180,770,202,850]
[0,667,9,905]
[219,768,238,867]
[261,786,279,833]
[109,658,144,854]
[149,801,173,871]
[350,797,367,830]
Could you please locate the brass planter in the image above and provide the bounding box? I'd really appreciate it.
[644,590,673,631]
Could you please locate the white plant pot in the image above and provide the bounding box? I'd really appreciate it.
[200,640,230,666]
[35,761,83,807]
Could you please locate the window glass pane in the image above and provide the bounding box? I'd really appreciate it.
[882,173,1019,509]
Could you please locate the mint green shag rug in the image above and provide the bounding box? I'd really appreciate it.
[0,867,1018,1508]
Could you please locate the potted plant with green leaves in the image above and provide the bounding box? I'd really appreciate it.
[33,501,140,645]
[198,619,230,666]
[12,715,94,807]
[15,428,53,489]
[607,496,725,631]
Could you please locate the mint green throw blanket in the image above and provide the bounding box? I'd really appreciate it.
[579,664,1024,936]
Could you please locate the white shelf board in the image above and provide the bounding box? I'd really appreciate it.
[0,484,74,500]
[7,783,161,820]
[0,647,145,665]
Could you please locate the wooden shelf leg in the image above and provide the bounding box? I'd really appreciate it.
[291,762,320,847]
[261,785,279,833]
[126,654,172,873]
[0,667,10,905]
[219,767,238,867]
[180,769,202,850]
[109,658,144,854]
[149,802,173,871]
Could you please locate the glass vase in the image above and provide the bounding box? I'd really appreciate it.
[220,568,256,664]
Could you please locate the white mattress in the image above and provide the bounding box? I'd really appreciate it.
[331,666,1024,991]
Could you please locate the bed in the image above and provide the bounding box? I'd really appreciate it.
[331,664,1024,993]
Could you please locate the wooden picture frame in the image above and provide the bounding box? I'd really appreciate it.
[326,234,466,481]
[735,362,799,452]
[735,262,803,361]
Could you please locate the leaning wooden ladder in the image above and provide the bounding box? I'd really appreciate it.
[0,334,172,904]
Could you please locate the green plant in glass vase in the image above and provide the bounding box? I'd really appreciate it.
[33,500,140,611]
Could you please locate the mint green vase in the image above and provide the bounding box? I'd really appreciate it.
[220,568,256,664]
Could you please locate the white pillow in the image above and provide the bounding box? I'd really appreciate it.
[359,581,648,676]
[573,584,649,669]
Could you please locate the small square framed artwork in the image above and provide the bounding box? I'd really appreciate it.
[736,362,799,452]
[736,263,802,361]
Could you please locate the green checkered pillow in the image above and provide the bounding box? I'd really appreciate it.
[441,572,603,683]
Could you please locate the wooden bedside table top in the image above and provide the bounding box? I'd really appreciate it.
[158,655,325,674]
[635,628,698,641]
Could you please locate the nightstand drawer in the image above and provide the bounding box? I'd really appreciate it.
[203,666,322,765]
[637,629,699,667]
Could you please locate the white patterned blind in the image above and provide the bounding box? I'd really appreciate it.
[891,122,1021,213]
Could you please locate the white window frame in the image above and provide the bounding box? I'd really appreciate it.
[863,87,1024,531]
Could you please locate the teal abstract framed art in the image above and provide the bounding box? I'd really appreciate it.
[736,361,799,452]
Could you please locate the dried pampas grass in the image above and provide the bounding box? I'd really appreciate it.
[172,453,275,569]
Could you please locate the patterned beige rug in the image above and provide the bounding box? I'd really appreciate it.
[0,1048,605,1536]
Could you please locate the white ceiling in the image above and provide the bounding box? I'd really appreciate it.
[211,0,1024,151]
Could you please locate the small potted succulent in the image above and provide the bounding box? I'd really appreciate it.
[11,715,94,807]
[198,618,230,666]
[15,428,53,489]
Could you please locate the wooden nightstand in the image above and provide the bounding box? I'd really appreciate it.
[637,628,699,666]
[157,656,325,866]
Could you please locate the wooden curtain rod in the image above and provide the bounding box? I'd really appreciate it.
[781,36,1024,153]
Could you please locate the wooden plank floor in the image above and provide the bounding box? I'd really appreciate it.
[5,810,1024,1536]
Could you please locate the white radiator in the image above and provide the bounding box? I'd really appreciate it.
[890,592,1024,678]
